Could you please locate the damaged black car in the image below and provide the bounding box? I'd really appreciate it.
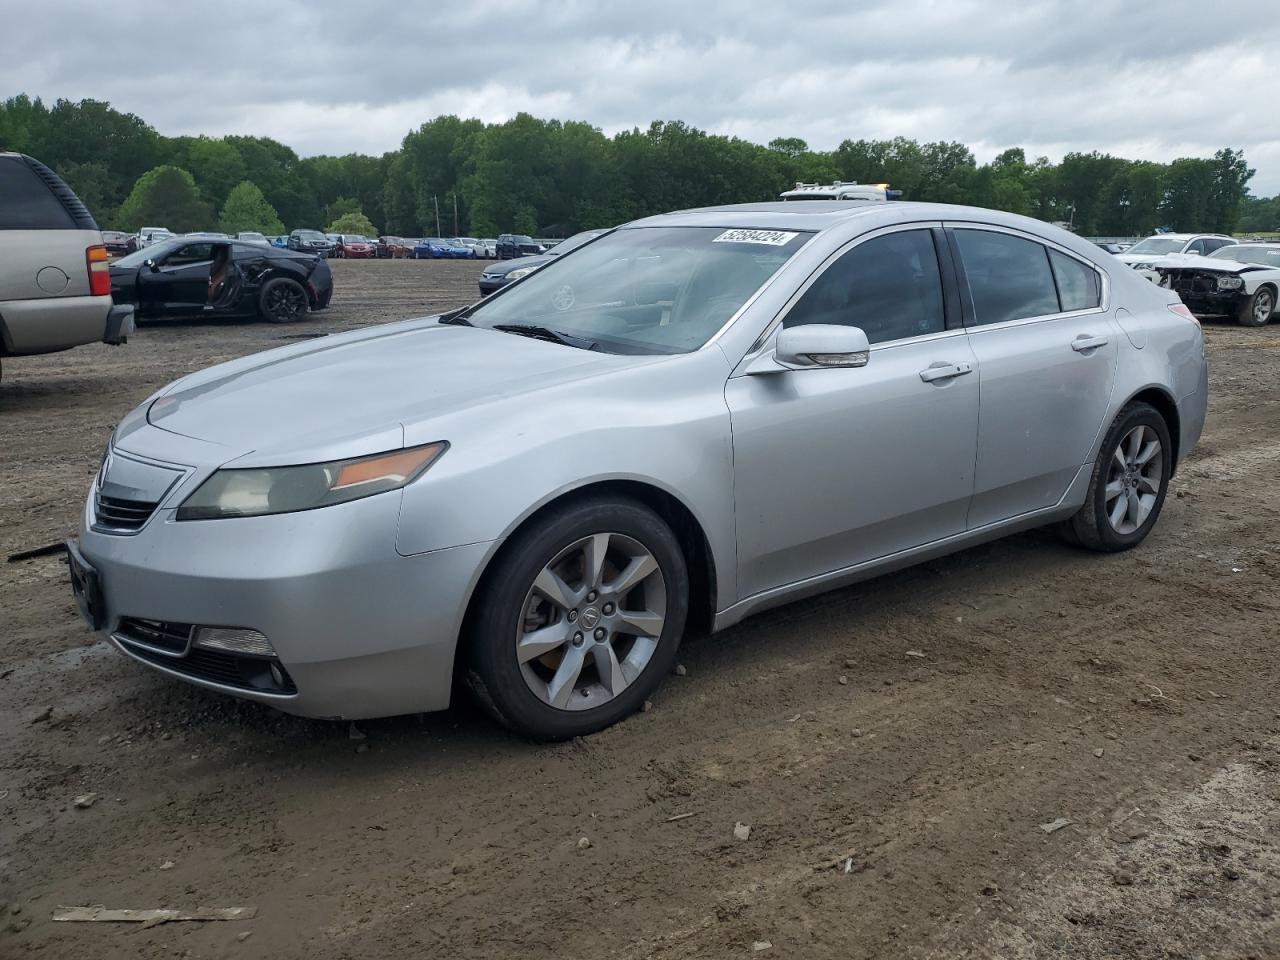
[109,237,333,324]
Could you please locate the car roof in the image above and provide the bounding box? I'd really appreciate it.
[1141,233,1231,241]
[626,200,1059,234]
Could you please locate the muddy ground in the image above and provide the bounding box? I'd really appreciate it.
[1,259,1278,959]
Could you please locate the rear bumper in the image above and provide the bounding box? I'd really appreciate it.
[0,293,113,355]
[1177,359,1209,468]
[104,304,134,345]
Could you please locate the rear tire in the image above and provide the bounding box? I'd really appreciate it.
[258,277,309,324]
[466,497,689,741]
[1237,285,1275,327]
[1061,402,1172,552]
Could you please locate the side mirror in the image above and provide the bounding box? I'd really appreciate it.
[746,324,871,375]
[767,324,870,372]
[144,258,158,272]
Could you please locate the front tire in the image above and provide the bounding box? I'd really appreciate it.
[258,277,309,324]
[466,497,689,740]
[1237,285,1275,327]
[1062,402,1172,552]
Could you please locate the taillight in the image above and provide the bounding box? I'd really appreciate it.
[86,245,111,296]
[1168,303,1199,326]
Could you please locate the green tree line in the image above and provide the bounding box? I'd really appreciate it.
[2,94,1275,238]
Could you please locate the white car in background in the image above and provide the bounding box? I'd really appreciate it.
[1117,233,1235,270]
[473,238,498,258]
[136,226,174,249]
[1141,243,1280,326]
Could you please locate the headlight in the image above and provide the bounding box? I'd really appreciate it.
[176,442,447,520]
[1216,275,1244,290]
[506,266,539,280]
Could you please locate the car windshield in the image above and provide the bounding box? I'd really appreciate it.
[1208,245,1280,266]
[423,238,444,244]
[296,230,327,241]
[464,226,811,355]
[547,230,606,257]
[342,235,368,242]
[114,239,182,268]
[1127,237,1189,255]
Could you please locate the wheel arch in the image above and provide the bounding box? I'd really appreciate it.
[255,270,310,315]
[1115,384,1182,474]
[457,478,720,669]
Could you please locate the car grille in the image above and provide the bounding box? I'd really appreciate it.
[115,619,297,695]
[94,493,158,531]
[1164,270,1229,299]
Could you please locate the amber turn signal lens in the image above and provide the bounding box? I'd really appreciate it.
[332,443,446,490]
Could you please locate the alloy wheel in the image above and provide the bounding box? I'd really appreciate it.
[267,284,306,322]
[1256,289,1275,324]
[515,532,666,711]
[1104,424,1163,534]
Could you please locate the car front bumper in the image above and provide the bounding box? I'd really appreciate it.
[478,277,510,295]
[76,485,493,719]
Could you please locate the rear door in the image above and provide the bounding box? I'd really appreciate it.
[726,224,980,599]
[948,225,1117,528]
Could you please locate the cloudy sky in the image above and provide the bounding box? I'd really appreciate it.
[5,0,1278,194]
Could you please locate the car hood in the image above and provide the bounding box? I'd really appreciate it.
[142,318,650,464]
[1117,252,1190,266]
[1141,254,1266,274]
[483,254,553,277]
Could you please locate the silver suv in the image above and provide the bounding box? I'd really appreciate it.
[0,152,133,377]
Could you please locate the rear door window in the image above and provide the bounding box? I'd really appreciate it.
[954,229,1060,326]
[0,155,75,229]
[1048,250,1102,312]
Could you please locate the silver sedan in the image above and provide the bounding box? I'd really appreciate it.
[70,202,1208,740]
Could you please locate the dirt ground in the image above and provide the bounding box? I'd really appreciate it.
[2,259,1278,960]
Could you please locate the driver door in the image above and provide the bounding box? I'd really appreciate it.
[725,225,980,600]
[137,241,217,317]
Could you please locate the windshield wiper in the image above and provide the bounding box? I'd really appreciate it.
[492,323,598,351]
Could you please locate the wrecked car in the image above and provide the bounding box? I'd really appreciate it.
[109,236,333,324]
[1142,243,1279,326]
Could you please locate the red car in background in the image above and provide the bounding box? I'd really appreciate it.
[335,235,375,259]
[102,230,137,257]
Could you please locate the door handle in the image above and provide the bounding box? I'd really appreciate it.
[918,361,973,383]
[1071,334,1109,352]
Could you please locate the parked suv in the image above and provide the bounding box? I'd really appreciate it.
[0,152,133,378]
[287,229,336,257]
[496,233,544,259]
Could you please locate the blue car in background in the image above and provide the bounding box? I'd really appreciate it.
[413,237,476,259]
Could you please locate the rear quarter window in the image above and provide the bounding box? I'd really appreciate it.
[1048,250,1102,312]
[0,155,76,229]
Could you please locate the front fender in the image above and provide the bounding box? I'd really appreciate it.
[394,347,738,608]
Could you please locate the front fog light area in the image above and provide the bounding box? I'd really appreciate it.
[193,626,276,657]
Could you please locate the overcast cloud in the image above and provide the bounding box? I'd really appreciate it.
[4,0,1278,194]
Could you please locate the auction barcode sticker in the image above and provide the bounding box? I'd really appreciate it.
[712,229,799,246]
